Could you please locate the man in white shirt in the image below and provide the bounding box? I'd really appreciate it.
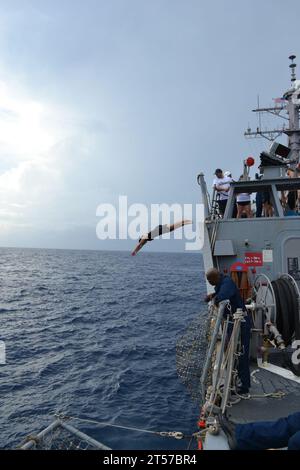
[212,169,232,217]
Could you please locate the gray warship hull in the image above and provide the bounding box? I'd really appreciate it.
[196,56,300,450]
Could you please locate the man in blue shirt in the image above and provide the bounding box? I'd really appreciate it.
[205,268,251,394]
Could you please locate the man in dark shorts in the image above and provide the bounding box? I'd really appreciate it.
[262,191,273,217]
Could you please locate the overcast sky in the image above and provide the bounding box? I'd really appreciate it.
[0,0,299,251]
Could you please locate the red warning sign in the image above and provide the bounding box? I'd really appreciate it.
[244,252,263,266]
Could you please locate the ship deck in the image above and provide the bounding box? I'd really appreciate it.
[228,363,300,424]
[204,362,300,450]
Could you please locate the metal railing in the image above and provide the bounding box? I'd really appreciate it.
[200,301,245,415]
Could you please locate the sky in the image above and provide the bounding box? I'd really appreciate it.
[0,0,299,252]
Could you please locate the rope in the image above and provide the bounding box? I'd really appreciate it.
[250,369,260,384]
[54,413,188,441]
[234,390,286,400]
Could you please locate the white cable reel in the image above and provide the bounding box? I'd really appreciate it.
[252,273,277,327]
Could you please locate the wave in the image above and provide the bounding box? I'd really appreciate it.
[0,247,202,449]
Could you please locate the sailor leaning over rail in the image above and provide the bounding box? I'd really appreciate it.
[204,268,252,395]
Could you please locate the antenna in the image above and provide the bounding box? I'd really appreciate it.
[257,95,262,131]
[245,56,300,164]
[244,56,295,142]
[289,54,297,83]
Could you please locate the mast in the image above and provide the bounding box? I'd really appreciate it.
[284,55,300,163]
[244,55,300,164]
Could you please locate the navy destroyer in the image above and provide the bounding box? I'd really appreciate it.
[191,55,300,450]
[18,56,300,451]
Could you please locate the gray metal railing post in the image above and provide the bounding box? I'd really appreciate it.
[200,301,228,398]
[197,173,210,219]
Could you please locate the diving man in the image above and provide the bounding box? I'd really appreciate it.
[131,220,192,256]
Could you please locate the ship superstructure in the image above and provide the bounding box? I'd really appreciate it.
[195,56,300,450]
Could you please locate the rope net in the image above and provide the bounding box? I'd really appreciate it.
[176,306,213,404]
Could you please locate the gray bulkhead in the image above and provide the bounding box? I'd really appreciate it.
[205,177,300,285]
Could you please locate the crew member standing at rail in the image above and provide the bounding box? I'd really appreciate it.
[212,169,232,217]
[205,268,251,394]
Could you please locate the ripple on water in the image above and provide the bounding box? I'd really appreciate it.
[0,249,203,449]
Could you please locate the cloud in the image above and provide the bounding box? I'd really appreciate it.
[0,1,298,251]
[0,77,112,247]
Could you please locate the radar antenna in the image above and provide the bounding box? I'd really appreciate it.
[289,54,297,83]
[244,55,300,163]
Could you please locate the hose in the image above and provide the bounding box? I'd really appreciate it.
[271,278,300,376]
[271,279,295,344]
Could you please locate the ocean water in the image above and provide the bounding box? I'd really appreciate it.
[0,248,206,450]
